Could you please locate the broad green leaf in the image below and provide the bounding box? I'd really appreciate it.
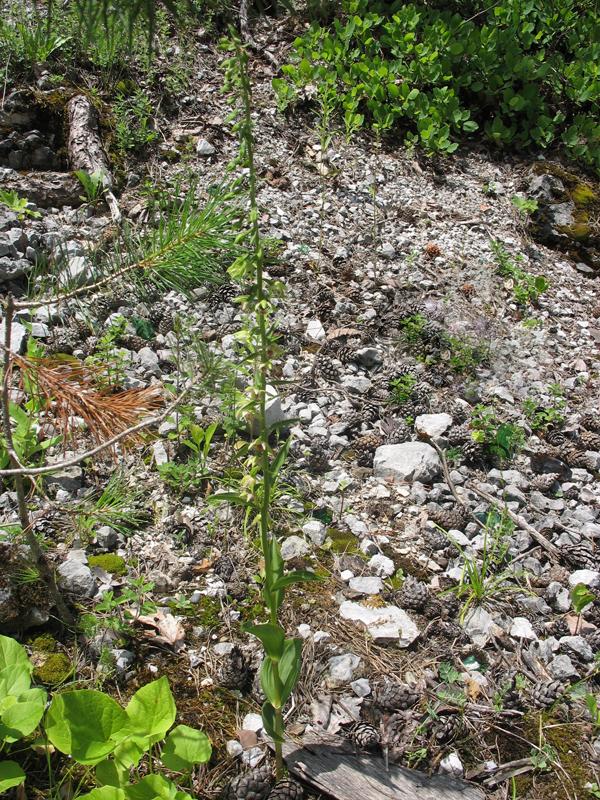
[79,788,126,800]
[0,664,31,699]
[45,690,128,765]
[0,688,46,742]
[0,760,25,792]
[125,677,176,741]
[113,735,149,768]
[279,639,302,705]
[124,774,178,800]
[0,636,31,677]
[270,570,321,592]
[161,725,211,771]
[242,624,285,660]
[96,758,128,788]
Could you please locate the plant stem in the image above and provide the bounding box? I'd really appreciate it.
[236,41,284,780]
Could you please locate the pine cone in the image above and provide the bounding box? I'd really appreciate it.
[545,618,571,638]
[580,412,600,434]
[46,328,77,355]
[380,417,410,445]
[496,672,522,711]
[396,576,430,611]
[339,410,363,434]
[423,527,448,551]
[426,503,467,531]
[354,433,383,467]
[363,401,381,423]
[345,285,362,304]
[268,779,303,800]
[351,722,380,750]
[558,443,596,471]
[214,556,236,580]
[411,381,432,405]
[585,629,600,651]
[546,428,567,447]
[209,283,238,309]
[433,713,461,743]
[388,364,418,383]
[148,302,167,325]
[72,318,92,340]
[561,542,597,570]
[307,436,330,474]
[530,680,565,709]
[158,312,174,336]
[451,402,470,424]
[94,296,113,321]
[447,423,470,446]
[119,334,147,352]
[462,440,485,464]
[375,681,420,711]
[81,335,99,356]
[335,345,357,365]
[398,300,425,320]
[217,645,251,690]
[530,472,560,493]
[315,286,335,315]
[224,767,273,800]
[314,354,339,382]
[420,321,446,349]
[579,430,600,452]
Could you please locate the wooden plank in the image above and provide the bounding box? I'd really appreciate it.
[279,734,485,800]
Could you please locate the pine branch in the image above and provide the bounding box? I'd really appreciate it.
[13,185,241,311]
[11,351,164,445]
[0,389,187,477]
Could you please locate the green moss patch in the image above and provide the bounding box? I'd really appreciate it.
[29,633,57,653]
[88,554,127,576]
[33,652,73,685]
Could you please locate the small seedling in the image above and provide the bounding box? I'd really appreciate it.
[0,189,41,219]
[511,195,538,217]
[75,169,106,203]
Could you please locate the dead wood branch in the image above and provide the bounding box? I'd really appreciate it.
[67,94,121,223]
[0,294,74,625]
[466,483,560,558]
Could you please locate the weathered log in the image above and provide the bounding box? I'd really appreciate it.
[66,95,121,222]
[277,734,485,800]
[0,170,82,208]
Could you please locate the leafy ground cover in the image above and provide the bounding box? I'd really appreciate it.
[1,2,600,799]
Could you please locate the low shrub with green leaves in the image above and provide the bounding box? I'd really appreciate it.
[275,0,600,168]
[0,635,211,798]
[492,241,549,306]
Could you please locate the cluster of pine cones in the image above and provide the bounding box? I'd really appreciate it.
[223,768,303,799]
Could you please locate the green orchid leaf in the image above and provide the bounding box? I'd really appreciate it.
[279,639,302,705]
[270,570,321,592]
[242,624,285,660]
[261,701,284,743]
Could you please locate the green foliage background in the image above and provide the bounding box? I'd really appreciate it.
[276,0,600,169]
